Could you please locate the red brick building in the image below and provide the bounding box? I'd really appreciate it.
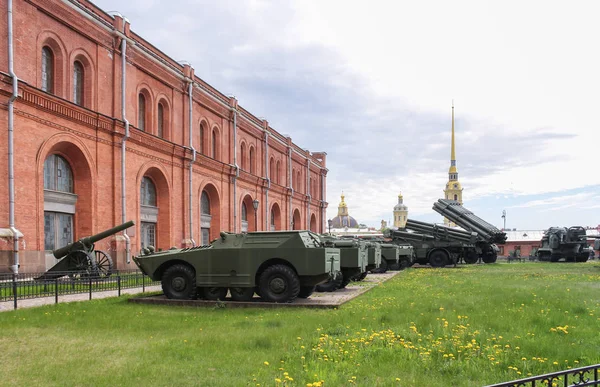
[0,0,328,273]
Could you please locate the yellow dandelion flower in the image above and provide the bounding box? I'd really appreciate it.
[263,361,269,366]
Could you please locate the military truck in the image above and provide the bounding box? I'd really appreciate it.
[537,226,597,262]
[389,199,505,267]
[364,241,382,274]
[133,230,341,303]
[315,236,368,292]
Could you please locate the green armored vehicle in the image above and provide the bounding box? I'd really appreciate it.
[537,226,597,262]
[315,236,368,292]
[133,230,341,303]
[364,241,382,274]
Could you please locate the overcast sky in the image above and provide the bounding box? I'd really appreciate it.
[94,0,600,231]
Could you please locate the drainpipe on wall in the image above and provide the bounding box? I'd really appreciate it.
[7,0,21,274]
[264,130,270,231]
[188,81,196,246]
[306,157,311,230]
[288,147,293,230]
[232,105,238,233]
[120,33,131,264]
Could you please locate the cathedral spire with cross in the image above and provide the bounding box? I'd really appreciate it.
[443,102,463,226]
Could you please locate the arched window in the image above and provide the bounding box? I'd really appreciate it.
[297,171,302,192]
[73,61,84,106]
[138,94,146,131]
[201,191,211,215]
[43,155,74,251]
[157,103,164,138]
[211,130,217,159]
[241,202,248,221]
[140,177,157,207]
[276,161,281,184]
[269,158,274,182]
[199,123,205,154]
[200,191,211,244]
[249,147,255,174]
[44,154,73,192]
[271,209,275,231]
[140,177,157,250]
[41,46,54,93]
[454,194,458,201]
[240,143,247,170]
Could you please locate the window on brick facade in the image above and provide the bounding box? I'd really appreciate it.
[211,130,217,159]
[73,61,84,106]
[157,103,164,138]
[240,142,246,170]
[241,202,247,221]
[41,46,54,94]
[276,161,281,184]
[200,191,211,244]
[249,147,255,174]
[44,155,73,193]
[140,177,157,207]
[138,94,146,131]
[269,158,274,182]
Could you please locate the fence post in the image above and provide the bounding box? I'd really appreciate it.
[142,274,145,293]
[89,276,92,300]
[55,278,59,304]
[12,274,17,310]
[118,275,121,297]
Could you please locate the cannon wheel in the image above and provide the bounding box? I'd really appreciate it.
[68,251,96,280]
[94,250,113,278]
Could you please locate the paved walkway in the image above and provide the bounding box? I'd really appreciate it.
[0,285,162,312]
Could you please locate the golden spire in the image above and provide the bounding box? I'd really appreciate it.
[338,191,348,216]
[448,101,458,177]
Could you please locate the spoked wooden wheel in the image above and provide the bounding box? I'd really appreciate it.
[94,250,114,278]
[68,251,96,280]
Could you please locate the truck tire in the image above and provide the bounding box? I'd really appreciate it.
[429,250,449,268]
[354,271,368,281]
[339,274,352,289]
[316,276,343,292]
[259,264,300,303]
[230,287,255,301]
[372,259,388,273]
[202,287,228,300]
[482,252,497,264]
[464,251,479,264]
[298,286,315,298]
[161,264,197,300]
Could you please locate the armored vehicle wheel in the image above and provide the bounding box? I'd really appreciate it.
[389,261,400,271]
[298,286,315,298]
[339,274,352,289]
[429,250,449,268]
[354,271,368,281]
[316,275,343,292]
[482,252,497,264]
[259,264,300,303]
[68,251,96,280]
[94,250,113,278]
[202,287,228,301]
[464,251,479,264]
[575,254,589,263]
[161,264,197,300]
[400,259,411,270]
[372,259,388,273]
[230,287,255,301]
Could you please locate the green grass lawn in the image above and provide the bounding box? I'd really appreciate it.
[1,263,599,386]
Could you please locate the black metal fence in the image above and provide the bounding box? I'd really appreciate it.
[485,364,600,387]
[0,270,160,310]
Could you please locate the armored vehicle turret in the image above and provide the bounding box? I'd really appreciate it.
[315,235,368,292]
[537,226,595,262]
[133,230,341,303]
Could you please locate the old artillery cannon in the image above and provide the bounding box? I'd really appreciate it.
[36,221,135,281]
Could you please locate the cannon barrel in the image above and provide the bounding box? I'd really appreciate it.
[53,220,135,259]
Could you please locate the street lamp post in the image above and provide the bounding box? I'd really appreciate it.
[328,219,332,234]
[253,199,259,231]
[502,210,506,230]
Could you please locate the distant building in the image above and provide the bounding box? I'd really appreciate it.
[393,192,408,228]
[330,193,359,229]
[443,103,463,227]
